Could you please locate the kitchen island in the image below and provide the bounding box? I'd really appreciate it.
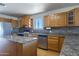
[0,35,37,56]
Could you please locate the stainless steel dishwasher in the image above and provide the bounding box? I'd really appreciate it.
[38,35,48,50]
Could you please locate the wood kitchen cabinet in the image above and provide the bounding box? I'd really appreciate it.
[74,8,79,26]
[65,8,79,26]
[49,14,55,27]
[44,15,50,27]
[16,43,23,56]
[66,9,75,26]
[0,17,11,22]
[44,14,56,27]
[0,17,4,22]
[48,35,64,52]
[19,16,33,28]
[20,16,30,27]
[11,19,18,28]
[48,37,59,51]
[23,41,37,56]
[0,17,18,29]
[54,12,67,27]
[44,8,79,27]
[44,12,67,27]
[0,38,37,56]
[0,39,17,56]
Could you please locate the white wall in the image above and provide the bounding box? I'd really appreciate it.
[0,14,18,20]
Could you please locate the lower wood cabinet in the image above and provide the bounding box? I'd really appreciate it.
[0,39,37,56]
[48,38,59,51]
[48,36,64,52]
[23,41,37,56]
[16,43,23,56]
[0,39,17,56]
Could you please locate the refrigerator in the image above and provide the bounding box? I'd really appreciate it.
[0,22,13,36]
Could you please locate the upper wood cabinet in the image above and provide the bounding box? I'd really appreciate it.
[49,14,55,27]
[20,16,30,27]
[66,8,79,26]
[51,12,67,27]
[66,9,75,26]
[11,19,18,28]
[0,18,18,28]
[44,12,67,27]
[44,15,50,27]
[74,8,79,26]
[0,17,11,22]
[44,14,56,27]
[19,16,33,28]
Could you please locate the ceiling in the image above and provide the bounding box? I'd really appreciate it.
[0,3,79,17]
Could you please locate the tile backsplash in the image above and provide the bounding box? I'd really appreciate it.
[31,27,79,34]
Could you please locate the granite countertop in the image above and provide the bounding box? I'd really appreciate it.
[34,32,79,56]
[60,34,79,56]
[31,32,64,36]
[1,33,79,56]
[0,35,38,44]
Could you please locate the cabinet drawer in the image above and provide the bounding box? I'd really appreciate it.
[48,36,59,39]
[48,38,59,51]
[48,38,58,40]
[48,39,58,44]
[48,43,59,51]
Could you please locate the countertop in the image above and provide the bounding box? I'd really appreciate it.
[30,33,64,36]
[34,33,79,56]
[1,34,79,56]
[60,34,79,56]
[0,35,38,44]
[30,33,79,56]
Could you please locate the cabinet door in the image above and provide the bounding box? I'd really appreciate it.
[44,15,56,27]
[20,16,30,27]
[48,37,59,51]
[54,12,67,27]
[59,37,64,51]
[49,14,55,27]
[67,9,75,26]
[44,16,50,27]
[29,18,33,28]
[23,41,37,56]
[11,19,18,28]
[0,39,17,56]
[74,8,79,26]
[16,43,22,56]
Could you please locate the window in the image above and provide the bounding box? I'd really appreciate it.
[0,22,12,36]
[33,17,44,29]
[0,22,4,36]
